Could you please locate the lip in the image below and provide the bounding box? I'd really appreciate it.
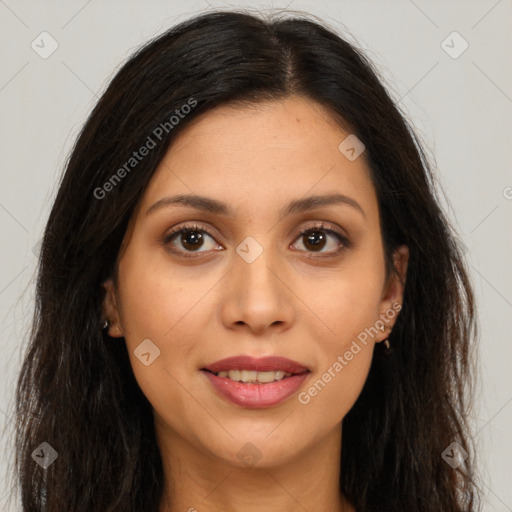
[201,370,310,408]
[201,355,311,408]
[202,355,310,374]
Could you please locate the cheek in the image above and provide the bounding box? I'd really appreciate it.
[293,341,373,451]
[336,243,386,330]
[295,285,378,430]
[297,259,385,345]
[290,254,384,423]
[116,244,206,341]
[114,248,199,392]
[114,261,203,438]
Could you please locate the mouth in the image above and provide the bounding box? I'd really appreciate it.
[201,354,310,383]
[200,355,311,408]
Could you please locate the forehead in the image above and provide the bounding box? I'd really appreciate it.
[139,95,378,221]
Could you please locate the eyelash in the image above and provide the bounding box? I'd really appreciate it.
[162,222,350,259]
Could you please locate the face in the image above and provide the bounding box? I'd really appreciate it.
[103,95,408,470]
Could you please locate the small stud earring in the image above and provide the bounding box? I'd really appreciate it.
[102,319,109,330]
[383,339,390,350]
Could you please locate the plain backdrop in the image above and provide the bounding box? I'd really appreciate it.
[0,1,511,510]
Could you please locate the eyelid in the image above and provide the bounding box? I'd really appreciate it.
[163,222,216,243]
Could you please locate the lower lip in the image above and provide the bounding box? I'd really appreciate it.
[202,370,310,408]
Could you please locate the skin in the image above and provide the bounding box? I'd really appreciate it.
[103,95,409,512]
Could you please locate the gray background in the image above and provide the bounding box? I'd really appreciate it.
[1,0,511,510]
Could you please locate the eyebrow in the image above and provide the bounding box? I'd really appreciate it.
[145,192,366,220]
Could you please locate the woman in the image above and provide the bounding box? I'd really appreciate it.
[13,10,480,512]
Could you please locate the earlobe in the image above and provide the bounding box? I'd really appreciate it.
[102,277,124,337]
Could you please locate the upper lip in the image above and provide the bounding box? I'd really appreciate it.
[202,355,310,374]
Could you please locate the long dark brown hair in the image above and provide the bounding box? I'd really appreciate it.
[10,9,480,511]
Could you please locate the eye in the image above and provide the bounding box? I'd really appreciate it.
[162,221,349,259]
[163,223,222,257]
[291,223,349,255]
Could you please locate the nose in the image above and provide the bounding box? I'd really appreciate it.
[220,241,295,335]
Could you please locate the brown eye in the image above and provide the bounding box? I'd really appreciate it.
[179,229,205,251]
[163,224,221,256]
[302,230,328,252]
[291,224,348,255]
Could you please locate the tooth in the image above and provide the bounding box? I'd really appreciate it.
[241,370,258,382]
[214,369,293,383]
[257,371,277,383]
[228,370,241,381]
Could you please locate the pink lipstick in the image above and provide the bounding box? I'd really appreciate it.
[201,355,311,408]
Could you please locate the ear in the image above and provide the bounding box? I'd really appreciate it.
[376,244,409,342]
[102,277,124,337]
